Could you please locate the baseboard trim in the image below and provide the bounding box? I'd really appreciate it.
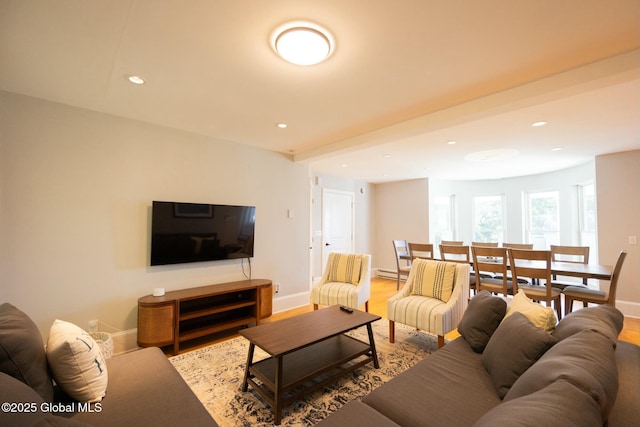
[273,291,311,314]
[110,329,139,355]
[617,300,640,319]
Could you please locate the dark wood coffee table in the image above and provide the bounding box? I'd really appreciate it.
[239,305,381,425]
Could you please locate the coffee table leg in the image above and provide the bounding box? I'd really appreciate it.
[274,355,283,425]
[241,343,255,392]
[367,323,380,369]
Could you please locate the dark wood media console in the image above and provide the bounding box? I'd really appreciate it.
[137,279,272,354]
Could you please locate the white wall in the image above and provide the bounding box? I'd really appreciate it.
[596,150,640,317]
[372,179,430,272]
[0,91,311,335]
[373,159,640,317]
[430,162,595,249]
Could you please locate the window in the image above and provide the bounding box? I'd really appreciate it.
[525,191,560,248]
[431,195,456,250]
[472,195,505,243]
[579,183,597,251]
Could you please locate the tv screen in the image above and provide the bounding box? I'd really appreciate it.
[150,201,255,266]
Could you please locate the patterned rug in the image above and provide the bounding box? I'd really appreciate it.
[169,319,438,427]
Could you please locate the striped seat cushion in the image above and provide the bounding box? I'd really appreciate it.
[410,260,456,302]
[326,253,362,285]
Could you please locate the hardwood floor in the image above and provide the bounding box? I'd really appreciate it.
[269,277,640,345]
[178,276,639,353]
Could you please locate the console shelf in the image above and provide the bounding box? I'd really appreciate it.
[138,279,272,354]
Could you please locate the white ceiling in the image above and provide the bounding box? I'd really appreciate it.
[1,0,639,182]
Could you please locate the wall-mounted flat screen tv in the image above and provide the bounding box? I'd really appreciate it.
[150,201,255,266]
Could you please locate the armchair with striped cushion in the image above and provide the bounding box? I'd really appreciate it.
[311,252,371,312]
[388,258,470,348]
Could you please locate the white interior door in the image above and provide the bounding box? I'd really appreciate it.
[321,189,355,271]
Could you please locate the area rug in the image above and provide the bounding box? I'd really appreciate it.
[169,320,438,427]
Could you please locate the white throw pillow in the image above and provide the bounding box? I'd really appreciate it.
[504,290,557,332]
[46,319,108,402]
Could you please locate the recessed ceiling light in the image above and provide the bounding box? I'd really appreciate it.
[341,164,348,167]
[532,121,547,127]
[272,22,334,66]
[127,75,145,85]
[277,123,287,129]
[447,140,457,145]
[383,153,392,158]
[552,147,563,151]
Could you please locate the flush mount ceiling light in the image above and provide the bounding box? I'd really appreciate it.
[272,22,334,65]
[127,75,145,85]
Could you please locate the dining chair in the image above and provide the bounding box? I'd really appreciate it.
[408,243,434,261]
[470,246,513,298]
[440,244,475,295]
[550,245,590,289]
[311,252,371,312]
[441,240,464,246]
[495,243,534,284]
[563,250,627,316]
[507,248,563,320]
[392,240,411,290]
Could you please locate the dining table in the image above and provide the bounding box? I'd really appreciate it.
[403,255,614,281]
[531,260,612,281]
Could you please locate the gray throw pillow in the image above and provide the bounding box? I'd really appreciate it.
[457,290,507,353]
[0,303,54,401]
[482,312,558,399]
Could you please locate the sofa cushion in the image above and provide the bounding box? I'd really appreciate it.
[552,305,623,345]
[0,303,54,401]
[505,329,618,423]
[46,320,108,402]
[482,312,558,398]
[458,290,507,352]
[326,253,362,285]
[71,347,217,427]
[314,400,401,427]
[410,259,456,302]
[608,341,640,427]
[504,289,557,332]
[473,380,601,427]
[362,338,501,426]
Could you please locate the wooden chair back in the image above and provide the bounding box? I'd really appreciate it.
[408,243,434,260]
[441,240,464,246]
[507,249,553,297]
[393,240,410,266]
[606,250,628,304]
[550,245,589,264]
[471,241,499,247]
[550,245,590,285]
[502,242,533,249]
[392,240,411,290]
[471,246,510,296]
[440,244,471,263]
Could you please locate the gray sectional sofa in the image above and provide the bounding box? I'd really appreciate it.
[317,291,640,427]
[0,303,217,427]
